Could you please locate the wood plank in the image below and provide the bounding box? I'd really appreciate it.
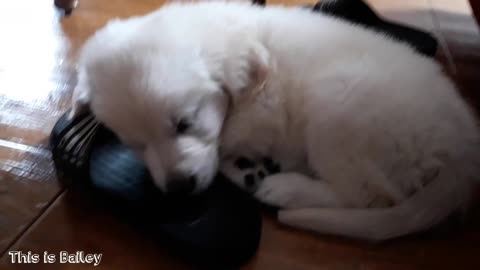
[1,192,188,270]
[0,0,70,253]
[0,0,170,256]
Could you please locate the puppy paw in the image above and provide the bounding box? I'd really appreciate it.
[254,173,313,209]
[254,172,340,209]
[220,156,281,192]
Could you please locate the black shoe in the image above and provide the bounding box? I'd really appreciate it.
[49,110,262,269]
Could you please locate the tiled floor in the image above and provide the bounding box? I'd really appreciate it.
[0,0,479,269]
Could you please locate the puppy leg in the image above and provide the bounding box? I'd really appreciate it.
[311,157,407,208]
[306,112,407,207]
[254,172,345,208]
[70,68,91,119]
[277,166,474,241]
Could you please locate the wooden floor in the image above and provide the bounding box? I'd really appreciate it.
[1,0,480,269]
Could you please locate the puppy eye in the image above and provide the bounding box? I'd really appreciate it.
[175,118,191,134]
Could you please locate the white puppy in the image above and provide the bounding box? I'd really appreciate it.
[71,1,480,241]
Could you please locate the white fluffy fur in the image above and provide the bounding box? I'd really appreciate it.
[71,1,480,241]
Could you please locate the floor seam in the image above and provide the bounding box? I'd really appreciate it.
[0,187,67,258]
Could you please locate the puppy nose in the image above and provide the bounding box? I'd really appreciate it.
[166,175,196,194]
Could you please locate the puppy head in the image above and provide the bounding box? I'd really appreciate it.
[71,14,270,194]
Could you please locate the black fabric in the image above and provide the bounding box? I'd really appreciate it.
[311,0,438,57]
[257,0,438,57]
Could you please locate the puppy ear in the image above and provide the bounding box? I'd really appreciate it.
[69,68,91,119]
[220,39,271,103]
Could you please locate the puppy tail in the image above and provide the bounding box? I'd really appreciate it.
[278,165,475,241]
